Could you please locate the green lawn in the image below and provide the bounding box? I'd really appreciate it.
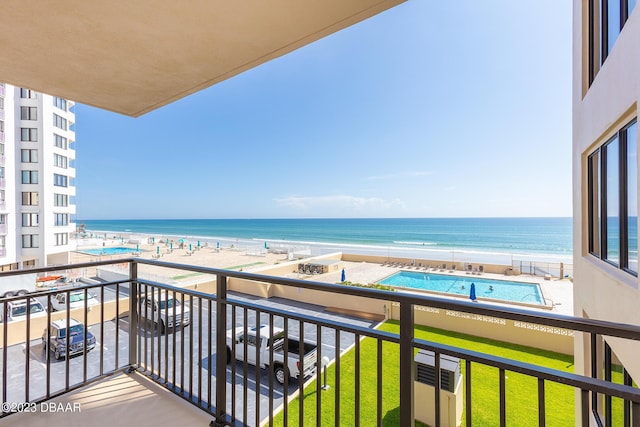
[273,321,576,426]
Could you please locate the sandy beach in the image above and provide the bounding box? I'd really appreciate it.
[69,234,574,316]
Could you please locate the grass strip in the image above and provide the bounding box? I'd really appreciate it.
[273,320,575,426]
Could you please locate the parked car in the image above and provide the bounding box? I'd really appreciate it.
[138,293,191,334]
[226,325,318,384]
[42,318,96,360]
[49,290,99,311]
[5,298,47,322]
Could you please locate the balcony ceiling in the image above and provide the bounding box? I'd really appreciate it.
[0,0,404,117]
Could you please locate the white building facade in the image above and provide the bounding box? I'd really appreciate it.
[573,0,640,425]
[0,83,75,270]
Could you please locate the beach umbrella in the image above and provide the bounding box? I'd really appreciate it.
[170,242,173,251]
[470,283,477,302]
[264,241,268,249]
[136,244,139,252]
[217,241,220,250]
[151,237,155,243]
[189,243,192,251]
[156,246,160,255]
[197,240,200,248]
[341,268,346,282]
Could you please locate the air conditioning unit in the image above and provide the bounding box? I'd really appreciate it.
[414,350,461,393]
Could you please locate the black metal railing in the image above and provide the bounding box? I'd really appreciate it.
[0,258,638,426]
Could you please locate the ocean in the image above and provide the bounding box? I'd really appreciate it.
[79,218,573,266]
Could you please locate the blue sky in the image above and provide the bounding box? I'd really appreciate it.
[75,1,572,220]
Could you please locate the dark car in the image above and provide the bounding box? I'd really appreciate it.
[42,318,96,360]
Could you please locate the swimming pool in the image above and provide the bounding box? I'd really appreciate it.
[379,271,544,305]
[79,247,139,256]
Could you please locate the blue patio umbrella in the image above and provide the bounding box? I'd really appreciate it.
[151,236,155,243]
[341,268,346,282]
[216,241,220,250]
[156,246,160,255]
[170,242,173,251]
[197,240,201,248]
[136,244,139,252]
[470,283,477,302]
[189,243,192,251]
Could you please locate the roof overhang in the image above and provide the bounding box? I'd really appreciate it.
[0,0,405,117]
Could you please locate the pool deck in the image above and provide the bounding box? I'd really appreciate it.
[286,260,574,316]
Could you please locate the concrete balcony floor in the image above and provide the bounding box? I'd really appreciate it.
[0,372,212,427]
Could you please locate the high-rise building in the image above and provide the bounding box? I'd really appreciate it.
[0,83,75,270]
[573,0,639,424]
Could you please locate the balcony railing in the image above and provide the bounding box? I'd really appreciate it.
[0,258,639,426]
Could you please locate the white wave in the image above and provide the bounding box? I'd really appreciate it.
[393,241,436,246]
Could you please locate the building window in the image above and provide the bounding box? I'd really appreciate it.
[20,88,37,99]
[21,170,38,184]
[53,97,67,111]
[54,134,68,149]
[627,124,637,272]
[54,213,68,226]
[20,149,38,163]
[20,128,37,142]
[54,233,68,246]
[54,193,68,207]
[21,192,38,206]
[20,106,37,121]
[53,153,67,168]
[53,173,67,187]
[588,119,638,275]
[53,114,67,131]
[589,0,637,85]
[22,234,39,248]
[22,213,38,227]
[598,341,639,426]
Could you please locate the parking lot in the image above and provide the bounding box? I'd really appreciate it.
[1,292,380,425]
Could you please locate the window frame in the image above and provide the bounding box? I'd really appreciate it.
[21,234,39,249]
[20,149,38,163]
[588,118,638,276]
[21,170,38,185]
[20,106,37,121]
[53,173,67,187]
[21,192,39,206]
[22,213,39,227]
[53,114,67,131]
[588,0,636,86]
[20,128,37,142]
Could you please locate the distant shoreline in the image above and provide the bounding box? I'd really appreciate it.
[77,225,573,267]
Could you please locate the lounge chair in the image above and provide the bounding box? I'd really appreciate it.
[478,265,484,274]
[466,264,473,274]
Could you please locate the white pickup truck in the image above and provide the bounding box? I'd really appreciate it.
[226,325,318,385]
